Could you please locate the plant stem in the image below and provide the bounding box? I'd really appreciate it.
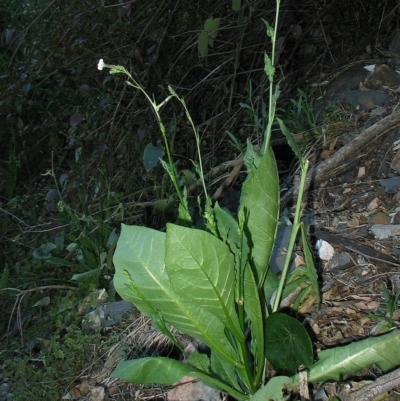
[272,159,309,312]
[106,65,186,209]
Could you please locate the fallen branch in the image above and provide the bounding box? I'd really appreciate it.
[340,367,400,401]
[281,111,400,206]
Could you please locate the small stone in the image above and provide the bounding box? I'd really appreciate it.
[316,239,334,261]
[371,224,400,239]
[367,197,380,211]
[364,64,400,89]
[393,212,400,224]
[357,166,366,178]
[369,211,391,225]
[330,252,354,270]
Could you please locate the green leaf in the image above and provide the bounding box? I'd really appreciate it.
[198,30,209,57]
[264,53,275,81]
[113,224,241,366]
[33,242,56,259]
[112,357,193,385]
[112,356,248,400]
[300,223,320,304]
[143,142,164,172]
[265,313,313,374]
[232,0,241,11]
[46,256,75,267]
[32,296,50,307]
[213,203,240,255]
[211,351,240,391]
[71,267,102,290]
[276,118,302,165]
[243,265,264,375]
[54,232,64,253]
[165,223,244,341]
[204,17,220,46]
[294,329,400,385]
[250,376,292,401]
[239,146,279,284]
[188,351,210,372]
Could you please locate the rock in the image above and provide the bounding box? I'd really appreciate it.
[364,64,400,90]
[369,211,391,225]
[380,177,400,193]
[342,90,389,110]
[393,212,400,224]
[390,29,400,69]
[316,239,334,261]
[370,224,400,239]
[167,376,222,401]
[330,252,354,270]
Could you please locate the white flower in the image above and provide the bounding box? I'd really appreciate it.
[97,59,105,70]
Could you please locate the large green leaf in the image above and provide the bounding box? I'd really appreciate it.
[165,223,244,341]
[113,224,240,366]
[293,329,400,385]
[265,313,313,375]
[112,356,248,400]
[239,146,280,284]
[111,357,193,385]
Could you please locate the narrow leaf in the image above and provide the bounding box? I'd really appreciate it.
[211,351,240,391]
[276,118,302,163]
[300,223,320,304]
[165,224,244,341]
[243,265,264,377]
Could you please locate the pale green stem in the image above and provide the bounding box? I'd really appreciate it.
[261,0,281,156]
[106,65,185,209]
[272,159,309,312]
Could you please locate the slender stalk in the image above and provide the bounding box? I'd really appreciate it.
[101,63,186,209]
[272,159,309,312]
[261,0,281,156]
[167,87,208,198]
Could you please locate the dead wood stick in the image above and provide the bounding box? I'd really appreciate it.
[340,367,400,401]
[281,111,400,206]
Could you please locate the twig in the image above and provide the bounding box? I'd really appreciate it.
[281,111,400,207]
[341,367,400,401]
